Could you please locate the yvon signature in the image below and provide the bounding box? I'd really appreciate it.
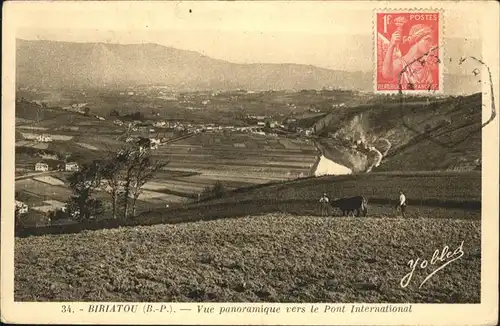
[400,241,465,289]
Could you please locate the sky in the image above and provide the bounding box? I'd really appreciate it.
[12,1,484,72]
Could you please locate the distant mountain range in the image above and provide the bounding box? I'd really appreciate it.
[16,39,480,94]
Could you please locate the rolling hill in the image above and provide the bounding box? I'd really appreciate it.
[16,39,481,94]
[306,93,482,172]
[16,39,372,91]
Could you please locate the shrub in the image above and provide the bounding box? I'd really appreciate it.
[424,124,432,133]
[202,181,228,199]
[49,208,69,222]
[16,210,51,229]
[109,109,120,117]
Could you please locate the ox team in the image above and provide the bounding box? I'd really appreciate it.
[319,191,407,217]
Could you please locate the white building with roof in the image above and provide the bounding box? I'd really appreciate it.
[15,201,29,214]
[37,135,52,142]
[35,162,49,172]
[65,162,79,172]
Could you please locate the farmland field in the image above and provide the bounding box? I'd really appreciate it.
[143,181,206,194]
[75,142,99,151]
[14,213,480,303]
[32,200,66,213]
[33,176,66,186]
[17,126,49,131]
[20,132,74,141]
[15,125,321,201]
[16,179,73,204]
[137,190,187,204]
[14,169,482,234]
[116,132,322,193]
[15,140,32,147]
[190,171,481,208]
[16,177,164,217]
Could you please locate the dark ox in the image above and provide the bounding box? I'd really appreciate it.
[330,196,368,217]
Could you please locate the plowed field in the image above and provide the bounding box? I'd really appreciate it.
[15,214,480,303]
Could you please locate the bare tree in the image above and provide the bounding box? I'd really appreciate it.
[113,140,168,218]
[67,138,167,220]
[67,160,105,220]
[128,153,168,217]
[102,150,129,219]
[121,157,137,219]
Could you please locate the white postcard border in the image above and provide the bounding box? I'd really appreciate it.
[2,1,499,325]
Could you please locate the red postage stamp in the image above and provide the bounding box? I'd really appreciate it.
[375,11,441,92]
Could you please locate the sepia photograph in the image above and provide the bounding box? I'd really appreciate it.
[2,1,499,325]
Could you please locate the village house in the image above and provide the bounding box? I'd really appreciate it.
[15,200,29,214]
[269,121,279,128]
[153,121,166,128]
[37,134,52,142]
[150,138,161,149]
[35,162,49,172]
[65,162,79,172]
[72,103,88,109]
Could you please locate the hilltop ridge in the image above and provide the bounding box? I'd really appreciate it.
[305,93,482,172]
[17,39,480,94]
[16,39,371,91]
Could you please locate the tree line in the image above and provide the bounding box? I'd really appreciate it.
[109,110,146,121]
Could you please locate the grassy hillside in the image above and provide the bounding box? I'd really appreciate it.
[188,171,481,208]
[135,171,481,226]
[15,213,480,303]
[306,93,482,172]
[16,171,480,237]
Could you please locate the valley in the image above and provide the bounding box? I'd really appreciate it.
[11,38,485,306]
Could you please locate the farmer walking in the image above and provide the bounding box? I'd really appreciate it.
[319,193,330,217]
[396,190,407,218]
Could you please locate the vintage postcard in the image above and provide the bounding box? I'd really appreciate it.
[1,1,499,325]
